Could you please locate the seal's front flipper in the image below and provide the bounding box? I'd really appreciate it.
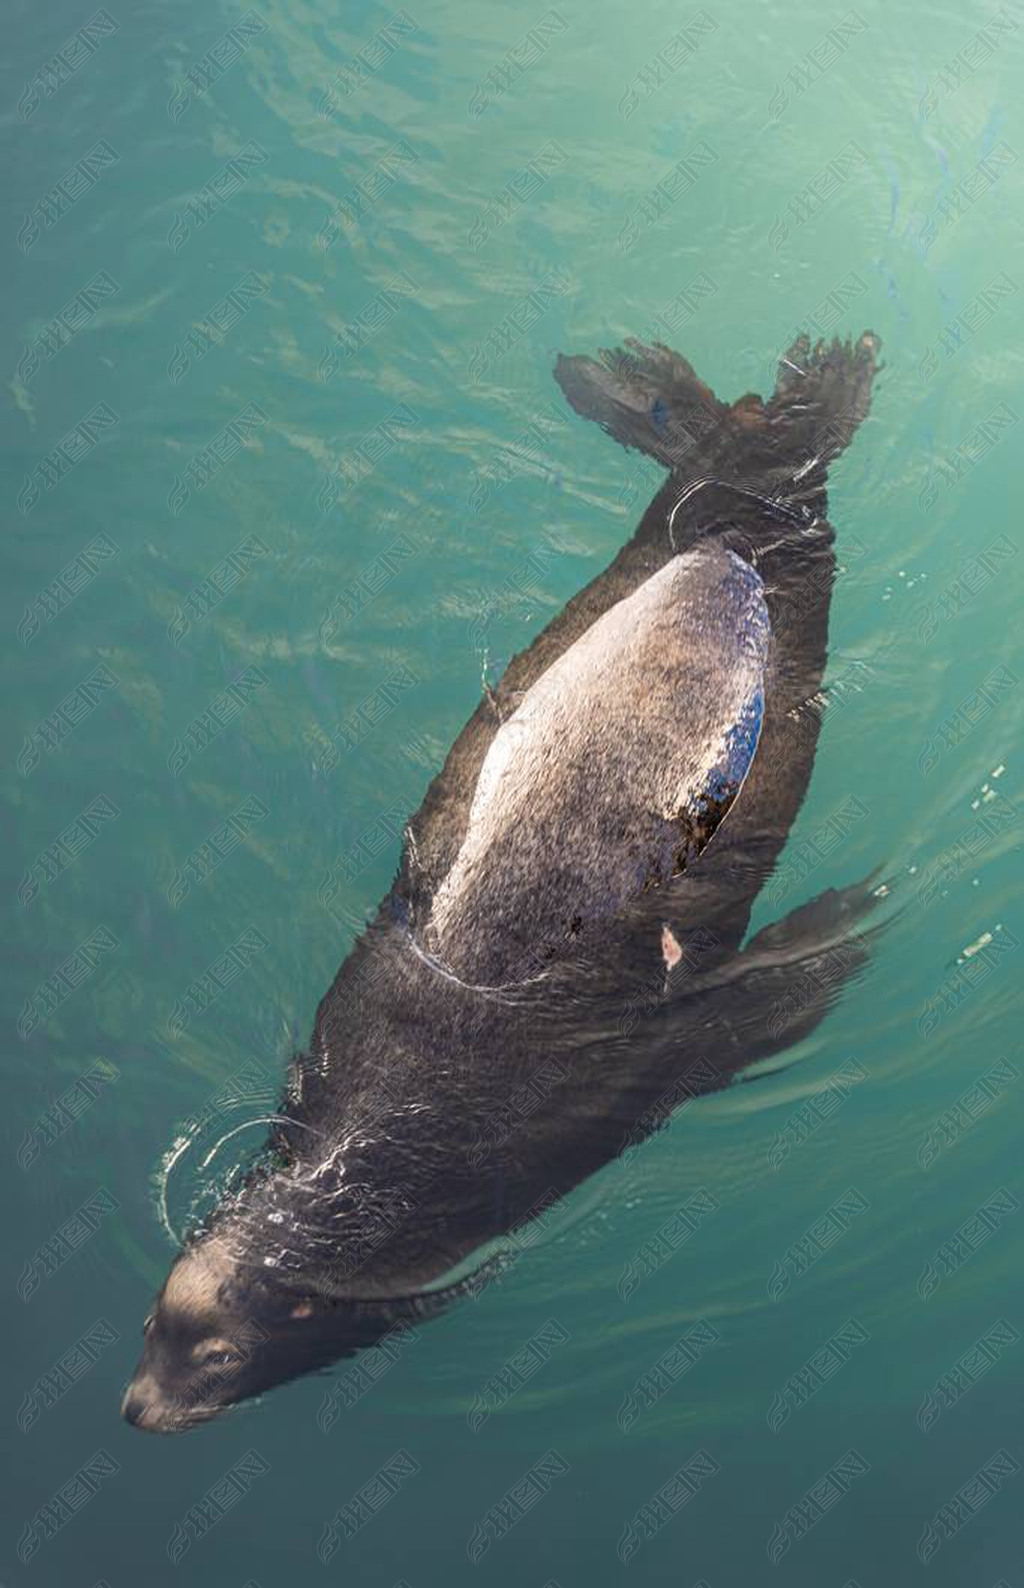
[671,871,887,1083]
[316,1251,511,1322]
[553,339,730,469]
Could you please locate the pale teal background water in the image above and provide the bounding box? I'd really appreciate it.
[4,0,1024,1582]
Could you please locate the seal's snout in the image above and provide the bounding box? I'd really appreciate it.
[120,1384,153,1430]
[121,1377,177,1434]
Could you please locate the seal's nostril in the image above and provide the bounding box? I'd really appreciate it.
[121,1390,147,1427]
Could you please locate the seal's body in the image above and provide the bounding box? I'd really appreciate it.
[124,332,881,1430]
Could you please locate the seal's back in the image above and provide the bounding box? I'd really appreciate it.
[424,545,768,986]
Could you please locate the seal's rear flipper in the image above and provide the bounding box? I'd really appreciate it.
[738,331,882,507]
[765,332,881,461]
[553,339,730,471]
[553,332,881,504]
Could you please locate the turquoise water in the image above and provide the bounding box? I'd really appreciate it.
[5,0,1024,1581]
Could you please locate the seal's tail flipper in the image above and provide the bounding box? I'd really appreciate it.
[553,339,731,471]
[738,331,882,505]
[553,332,881,502]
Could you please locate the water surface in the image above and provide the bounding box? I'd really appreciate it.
[4,0,1024,1582]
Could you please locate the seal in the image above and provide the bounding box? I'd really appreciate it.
[123,330,882,1431]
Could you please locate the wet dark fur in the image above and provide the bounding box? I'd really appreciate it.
[125,332,882,1428]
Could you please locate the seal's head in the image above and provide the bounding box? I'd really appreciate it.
[120,1232,381,1433]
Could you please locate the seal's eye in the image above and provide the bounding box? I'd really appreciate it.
[193,1341,241,1370]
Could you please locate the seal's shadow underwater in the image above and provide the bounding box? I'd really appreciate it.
[124,330,882,1431]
